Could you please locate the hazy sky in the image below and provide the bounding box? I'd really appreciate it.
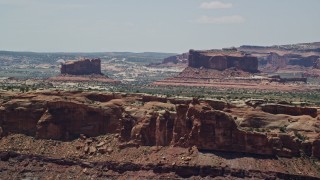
[0,0,319,53]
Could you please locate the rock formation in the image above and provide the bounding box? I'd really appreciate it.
[263,52,288,70]
[154,48,309,89]
[0,91,319,159]
[0,92,123,140]
[261,104,318,118]
[239,44,320,72]
[127,100,319,158]
[260,53,319,71]
[50,58,119,83]
[301,58,320,78]
[188,49,259,73]
[152,42,320,73]
[162,53,189,64]
[61,58,102,75]
[148,53,188,67]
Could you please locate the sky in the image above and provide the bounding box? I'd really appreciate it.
[0,0,319,53]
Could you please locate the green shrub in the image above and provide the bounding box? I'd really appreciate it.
[279,126,287,133]
[294,131,307,141]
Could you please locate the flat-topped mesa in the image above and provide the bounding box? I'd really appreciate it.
[61,58,102,75]
[188,49,259,73]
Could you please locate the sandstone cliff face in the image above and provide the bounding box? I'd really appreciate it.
[288,55,319,67]
[36,100,122,139]
[0,92,123,140]
[239,45,320,72]
[188,50,258,73]
[0,99,46,136]
[61,58,102,75]
[263,53,288,69]
[260,53,319,69]
[0,92,319,158]
[126,101,314,157]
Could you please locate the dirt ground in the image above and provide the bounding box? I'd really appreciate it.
[0,134,319,179]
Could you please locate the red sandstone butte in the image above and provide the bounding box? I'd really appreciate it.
[50,58,119,83]
[188,49,259,73]
[61,58,102,75]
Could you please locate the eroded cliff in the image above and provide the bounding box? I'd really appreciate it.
[188,49,258,73]
[1,91,320,179]
[0,91,319,159]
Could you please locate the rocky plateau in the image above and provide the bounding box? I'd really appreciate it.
[0,91,320,179]
[154,49,311,90]
[155,42,320,78]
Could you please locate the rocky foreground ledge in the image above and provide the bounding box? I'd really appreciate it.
[0,91,320,179]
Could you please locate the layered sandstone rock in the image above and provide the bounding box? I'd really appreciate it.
[0,99,47,136]
[170,103,294,156]
[36,100,122,139]
[51,58,120,83]
[61,58,102,75]
[261,104,317,118]
[154,47,312,89]
[0,92,123,140]
[264,52,288,70]
[130,110,175,146]
[1,92,320,158]
[262,53,319,69]
[288,55,319,67]
[239,45,320,72]
[188,49,258,73]
[125,100,317,157]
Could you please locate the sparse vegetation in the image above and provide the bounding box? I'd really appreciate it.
[294,131,308,141]
[280,126,287,133]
